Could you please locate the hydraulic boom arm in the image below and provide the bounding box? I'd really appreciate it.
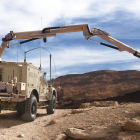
[1,24,140,60]
[89,28,140,58]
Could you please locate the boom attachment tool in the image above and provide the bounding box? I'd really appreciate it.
[1,24,140,59]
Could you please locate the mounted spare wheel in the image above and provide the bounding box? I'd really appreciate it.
[16,101,25,115]
[22,95,37,122]
[47,95,56,114]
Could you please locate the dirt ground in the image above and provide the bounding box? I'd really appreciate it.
[1,102,140,140]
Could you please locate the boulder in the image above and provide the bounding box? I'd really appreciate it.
[66,126,118,140]
[17,134,25,138]
[116,131,140,140]
[91,101,101,107]
[49,119,58,125]
[71,109,90,114]
[80,103,91,108]
[54,134,67,140]
[123,118,140,131]
[91,101,118,107]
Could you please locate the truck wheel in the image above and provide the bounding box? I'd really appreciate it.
[16,101,25,115]
[47,95,56,114]
[22,95,37,122]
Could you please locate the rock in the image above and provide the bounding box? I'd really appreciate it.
[49,119,58,125]
[32,137,36,140]
[123,118,140,131]
[71,109,89,114]
[66,137,76,140]
[63,114,71,117]
[2,133,6,135]
[91,101,118,107]
[91,101,101,107]
[116,131,140,140]
[66,126,119,140]
[54,134,67,140]
[116,132,129,140]
[124,111,128,113]
[17,134,25,138]
[80,103,90,108]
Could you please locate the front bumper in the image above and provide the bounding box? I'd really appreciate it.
[0,93,26,102]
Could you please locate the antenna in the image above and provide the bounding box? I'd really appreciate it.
[17,42,18,62]
[50,54,51,82]
[40,18,42,69]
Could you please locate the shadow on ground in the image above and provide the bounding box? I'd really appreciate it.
[103,90,140,103]
[57,90,140,109]
[0,111,25,128]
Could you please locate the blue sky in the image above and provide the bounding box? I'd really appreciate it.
[0,0,140,79]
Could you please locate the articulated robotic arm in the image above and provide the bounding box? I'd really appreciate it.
[1,24,140,60]
[89,28,140,58]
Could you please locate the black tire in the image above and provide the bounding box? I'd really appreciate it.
[47,95,56,114]
[22,95,37,122]
[16,101,25,115]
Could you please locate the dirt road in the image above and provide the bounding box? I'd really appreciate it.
[1,103,140,140]
[0,109,71,140]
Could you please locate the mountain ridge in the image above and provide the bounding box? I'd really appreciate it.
[54,70,140,108]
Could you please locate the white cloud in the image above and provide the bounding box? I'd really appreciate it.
[0,0,140,35]
[2,42,140,78]
[20,45,139,74]
[1,0,140,77]
[128,64,140,71]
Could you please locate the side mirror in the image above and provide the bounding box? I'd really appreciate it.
[43,72,47,77]
[43,38,47,43]
[51,78,54,83]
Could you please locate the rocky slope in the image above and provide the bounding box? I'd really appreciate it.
[54,70,140,108]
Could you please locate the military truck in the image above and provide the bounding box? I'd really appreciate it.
[0,24,140,121]
[0,61,57,121]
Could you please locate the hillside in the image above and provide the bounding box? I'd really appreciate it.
[54,70,140,108]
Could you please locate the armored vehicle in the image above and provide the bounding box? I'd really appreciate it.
[0,61,57,121]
